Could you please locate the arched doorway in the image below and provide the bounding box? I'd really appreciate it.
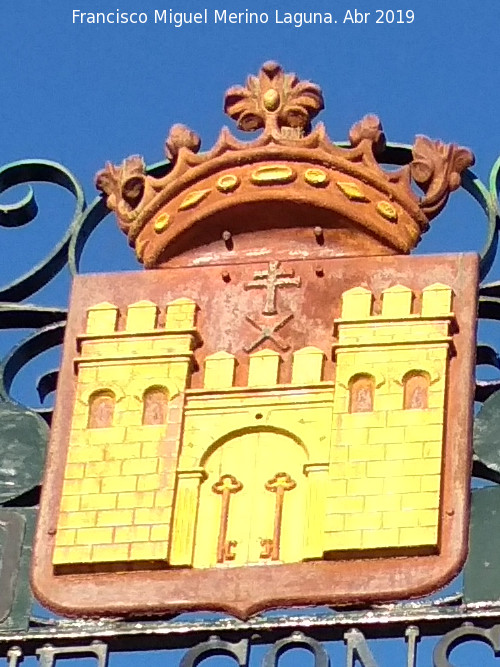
[193,430,307,568]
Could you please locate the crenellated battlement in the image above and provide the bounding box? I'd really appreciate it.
[202,346,326,390]
[338,282,453,321]
[77,298,199,367]
[85,298,197,336]
[334,283,455,351]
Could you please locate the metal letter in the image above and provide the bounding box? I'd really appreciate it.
[344,629,379,667]
[405,626,420,667]
[179,636,249,667]
[262,631,330,667]
[6,646,22,667]
[433,623,500,667]
[36,642,108,667]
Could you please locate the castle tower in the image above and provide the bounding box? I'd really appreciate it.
[325,283,454,555]
[52,297,198,569]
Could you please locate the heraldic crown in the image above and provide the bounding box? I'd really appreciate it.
[96,61,474,268]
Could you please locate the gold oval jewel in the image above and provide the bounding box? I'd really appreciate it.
[178,189,211,211]
[216,174,240,193]
[263,88,280,111]
[304,168,329,186]
[251,165,296,185]
[153,212,170,233]
[376,200,398,222]
[336,181,369,202]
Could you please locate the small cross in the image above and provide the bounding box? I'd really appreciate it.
[244,261,301,315]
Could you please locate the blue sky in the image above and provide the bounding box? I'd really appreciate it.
[2,1,500,665]
[2,0,500,277]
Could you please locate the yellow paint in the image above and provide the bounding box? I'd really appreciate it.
[117,492,155,509]
[169,469,206,566]
[92,544,130,562]
[216,174,240,193]
[325,282,455,554]
[263,88,280,111]
[57,512,96,530]
[336,181,369,202]
[204,351,236,389]
[130,542,169,560]
[86,302,118,335]
[53,297,199,570]
[125,301,158,332]
[304,168,328,186]
[55,530,76,546]
[165,297,197,330]
[381,285,413,317]
[53,546,92,565]
[250,165,296,185]
[192,431,306,568]
[292,347,324,384]
[303,463,328,559]
[422,283,453,316]
[376,200,398,221]
[178,189,211,211]
[96,510,134,526]
[340,286,372,319]
[55,279,455,571]
[79,494,117,511]
[248,349,280,386]
[154,212,170,233]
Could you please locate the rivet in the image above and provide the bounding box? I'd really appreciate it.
[222,230,234,251]
[313,226,324,245]
[221,271,231,283]
[315,265,324,277]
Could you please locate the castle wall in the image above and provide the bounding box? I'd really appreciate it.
[169,346,333,566]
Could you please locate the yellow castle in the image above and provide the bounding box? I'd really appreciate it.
[52,281,454,572]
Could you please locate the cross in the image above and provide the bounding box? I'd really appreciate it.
[212,474,243,563]
[244,261,301,315]
[264,472,296,561]
[244,313,293,353]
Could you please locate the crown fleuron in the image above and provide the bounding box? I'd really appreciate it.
[96,61,474,268]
